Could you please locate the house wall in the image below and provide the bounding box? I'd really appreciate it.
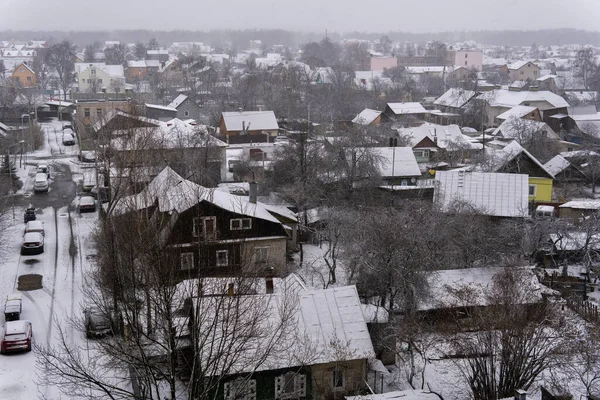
[451,50,483,71]
[78,66,125,93]
[11,64,36,87]
[126,67,148,81]
[216,367,313,400]
[509,63,541,82]
[241,237,288,275]
[176,98,202,121]
[529,177,553,203]
[559,207,595,221]
[311,359,367,400]
[370,57,397,71]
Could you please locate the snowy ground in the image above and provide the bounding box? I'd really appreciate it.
[0,118,100,399]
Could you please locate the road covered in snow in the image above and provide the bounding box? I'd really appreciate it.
[0,118,100,399]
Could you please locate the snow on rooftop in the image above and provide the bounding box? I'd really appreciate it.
[116,167,281,225]
[484,89,569,109]
[222,110,279,131]
[352,108,382,125]
[550,232,600,251]
[347,390,440,400]
[559,200,600,210]
[167,94,188,109]
[371,147,421,177]
[496,105,538,120]
[397,123,482,150]
[145,103,177,112]
[386,102,427,115]
[433,88,476,108]
[544,155,571,176]
[434,170,529,218]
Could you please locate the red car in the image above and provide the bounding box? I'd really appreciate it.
[1,320,32,354]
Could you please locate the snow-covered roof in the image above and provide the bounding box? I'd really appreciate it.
[193,284,374,374]
[386,102,427,115]
[167,94,188,109]
[419,266,543,311]
[111,118,226,150]
[371,147,421,177]
[352,108,382,125]
[507,60,540,70]
[433,88,476,109]
[347,390,439,400]
[561,150,600,159]
[145,103,177,112]
[222,110,279,131]
[496,105,538,120]
[560,200,600,210]
[492,118,559,143]
[118,167,281,225]
[397,123,482,150]
[484,89,569,109]
[494,140,554,178]
[434,170,529,218]
[550,232,600,251]
[544,155,571,176]
[74,62,124,78]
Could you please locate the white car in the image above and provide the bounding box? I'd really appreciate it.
[62,132,75,146]
[33,173,49,193]
[25,220,45,236]
[21,232,44,255]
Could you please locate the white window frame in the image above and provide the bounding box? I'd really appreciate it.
[254,247,268,263]
[224,379,256,400]
[230,218,252,230]
[216,250,228,267]
[180,252,194,270]
[193,216,217,238]
[529,184,537,197]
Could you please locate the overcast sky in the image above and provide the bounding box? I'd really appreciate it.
[0,0,599,33]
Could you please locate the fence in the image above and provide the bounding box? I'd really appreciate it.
[567,298,600,322]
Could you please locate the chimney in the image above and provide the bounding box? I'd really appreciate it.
[514,389,527,400]
[265,267,275,294]
[249,181,257,204]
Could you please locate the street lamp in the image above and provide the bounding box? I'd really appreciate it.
[7,140,25,220]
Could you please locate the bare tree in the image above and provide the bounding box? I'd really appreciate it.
[46,41,76,100]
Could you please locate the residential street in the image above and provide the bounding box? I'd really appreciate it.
[0,118,98,399]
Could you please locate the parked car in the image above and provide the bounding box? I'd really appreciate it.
[83,307,112,338]
[78,196,96,213]
[274,135,292,144]
[1,320,32,354]
[62,123,73,130]
[36,163,50,178]
[23,207,36,223]
[90,185,110,203]
[25,220,44,236]
[62,132,75,146]
[4,293,22,322]
[78,151,96,163]
[33,173,49,193]
[21,232,44,255]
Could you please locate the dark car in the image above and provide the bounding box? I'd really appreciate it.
[83,307,112,338]
[4,293,22,322]
[23,208,36,223]
[1,320,32,354]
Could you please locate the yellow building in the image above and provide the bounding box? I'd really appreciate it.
[11,62,37,87]
[495,141,554,203]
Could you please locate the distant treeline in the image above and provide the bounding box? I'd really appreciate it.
[1,28,599,49]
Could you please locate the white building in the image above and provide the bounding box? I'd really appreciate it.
[75,63,125,93]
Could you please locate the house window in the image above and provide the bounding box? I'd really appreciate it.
[332,368,345,390]
[96,109,102,118]
[275,373,306,399]
[224,379,256,400]
[180,252,194,270]
[230,218,252,230]
[184,110,189,117]
[520,71,524,75]
[193,216,217,238]
[98,78,103,84]
[84,108,90,117]
[216,250,228,267]
[465,61,468,66]
[254,247,268,263]
[19,68,25,72]
[465,54,468,58]
[529,184,537,197]
[26,76,31,82]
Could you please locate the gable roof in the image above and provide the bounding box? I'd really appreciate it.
[118,167,280,224]
[434,170,529,218]
[371,147,421,177]
[397,123,482,150]
[74,62,124,78]
[352,108,382,125]
[494,140,555,179]
[168,94,188,109]
[386,102,427,115]
[11,62,34,75]
[221,110,279,132]
[544,155,571,176]
[434,88,477,109]
[507,60,540,70]
[495,105,538,121]
[492,118,559,142]
[483,89,569,109]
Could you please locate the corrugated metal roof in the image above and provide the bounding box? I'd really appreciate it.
[222,110,279,131]
[386,102,427,115]
[434,170,529,218]
[352,108,382,125]
[544,155,571,176]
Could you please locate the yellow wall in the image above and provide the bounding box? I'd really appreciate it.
[529,177,553,202]
[11,64,37,87]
